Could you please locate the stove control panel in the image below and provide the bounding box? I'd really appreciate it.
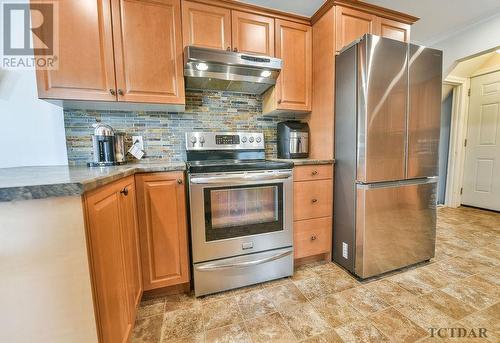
[185,132,265,150]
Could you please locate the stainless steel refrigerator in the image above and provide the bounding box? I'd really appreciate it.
[333,34,442,279]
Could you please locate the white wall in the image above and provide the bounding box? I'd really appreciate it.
[0,1,67,169]
[0,196,98,343]
[434,13,500,76]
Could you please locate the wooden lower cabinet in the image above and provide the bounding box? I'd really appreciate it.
[135,172,190,290]
[84,176,142,343]
[293,165,334,261]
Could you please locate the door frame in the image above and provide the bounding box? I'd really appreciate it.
[443,75,470,208]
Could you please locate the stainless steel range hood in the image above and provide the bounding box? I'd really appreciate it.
[184,46,282,94]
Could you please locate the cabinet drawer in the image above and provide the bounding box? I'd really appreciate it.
[294,164,333,181]
[294,179,333,220]
[294,217,332,259]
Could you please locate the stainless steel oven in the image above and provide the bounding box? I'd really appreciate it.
[186,131,294,296]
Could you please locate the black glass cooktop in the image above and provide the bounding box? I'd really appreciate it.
[186,159,293,173]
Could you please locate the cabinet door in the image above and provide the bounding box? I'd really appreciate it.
[35,0,117,101]
[379,17,410,42]
[232,11,274,56]
[136,172,190,290]
[112,0,185,104]
[182,1,231,50]
[275,19,312,111]
[85,183,131,343]
[118,179,142,321]
[335,6,378,52]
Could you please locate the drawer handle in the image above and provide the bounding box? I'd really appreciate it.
[120,187,128,196]
[109,89,116,96]
[311,198,318,203]
[311,170,318,176]
[311,234,317,241]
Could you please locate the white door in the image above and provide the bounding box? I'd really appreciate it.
[462,71,500,211]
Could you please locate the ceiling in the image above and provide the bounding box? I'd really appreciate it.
[238,0,500,44]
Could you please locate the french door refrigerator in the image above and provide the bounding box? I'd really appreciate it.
[334,34,443,278]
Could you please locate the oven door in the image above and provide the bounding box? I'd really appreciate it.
[189,169,293,263]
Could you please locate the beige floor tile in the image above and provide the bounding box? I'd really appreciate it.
[338,286,390,315]
[235,290,276,320]
[161,307,204,341]
[460,302,500,342]
[164,293,201,313]
[369,307,428,343]
[442,276,499,310]
[133,314,164,343]
[310,293,364,328]
[301,329,344,343]
[164,333,205,343]
[317,270,359,294]
[310,262,344,275]
[390,270,437,295]
[363,279,415,305]
[137,298,166,319]
[202,298,243,331]
[293,276,331,300]
[199,290,234,304]
[205,323,251,343]
[395,295,455,329]
[244,312,296,343]
[278,302,330,341]
[261,282,307,309]
[426,257,476,280]
[335,319,390,343]
[421,290,476,321]
[231,283,263,296]
[291,264,318,281]
[260,277,292,288]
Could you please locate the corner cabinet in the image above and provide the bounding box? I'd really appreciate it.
[263,19,312,115]
[379,17,411,42]
[33,0,185,107]
[84,176,142,343]
[135,172,190,290]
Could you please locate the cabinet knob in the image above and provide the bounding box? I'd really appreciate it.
[311,170,318,176]
[177,179,183,184]
[109,89,116,96]
[118,89,124,96]
[277,99,282,104]
[120,187,129,196]
[311,198,318,203]
[226,46,231,51]
[233,47,238,52]
[311,234,317,241]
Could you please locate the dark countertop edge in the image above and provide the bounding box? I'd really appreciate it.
[0,163,187,203]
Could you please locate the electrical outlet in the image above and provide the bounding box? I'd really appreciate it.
[132,136,144,151]
[342,242,348,259]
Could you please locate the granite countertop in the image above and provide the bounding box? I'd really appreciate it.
[270,158,335,166]
[0,161,186,202]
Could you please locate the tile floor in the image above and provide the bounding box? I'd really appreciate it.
[132,206,499,343]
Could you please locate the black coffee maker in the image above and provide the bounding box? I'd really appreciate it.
[89,123,116,166]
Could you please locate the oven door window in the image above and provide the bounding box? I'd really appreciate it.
[204,183,283,241]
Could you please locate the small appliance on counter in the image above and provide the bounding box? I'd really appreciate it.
[88,123,127,167]
[277,121,309,159]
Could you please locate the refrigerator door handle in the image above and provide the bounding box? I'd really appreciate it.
[356,177,438,189]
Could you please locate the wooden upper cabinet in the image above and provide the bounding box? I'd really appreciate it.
[379,17,411,42]
[274,19,312,112]
[231,11,274,56]
[335,6,379,52]
[135,172,190,290]
[182,1,231,50]
[35,0,117,101]
[112,0,185,104]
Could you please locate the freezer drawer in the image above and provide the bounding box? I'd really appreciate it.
[355,179,436,278]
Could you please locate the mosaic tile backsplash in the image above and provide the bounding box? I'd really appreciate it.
[64,90,298,166]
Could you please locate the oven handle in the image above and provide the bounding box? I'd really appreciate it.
[190,171,292,184]
[195,249,292,271]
